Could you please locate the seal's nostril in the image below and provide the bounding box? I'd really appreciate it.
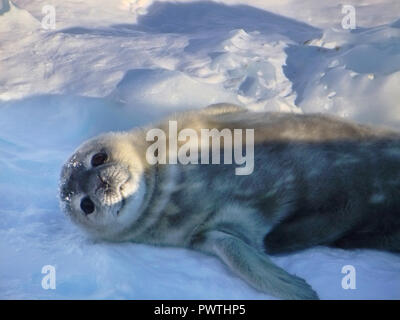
[80,196,95,215]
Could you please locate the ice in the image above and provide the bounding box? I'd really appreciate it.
[1,0,400,299]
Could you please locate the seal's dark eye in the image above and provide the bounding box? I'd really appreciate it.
[91,152,108,167]
[80,197,95,215]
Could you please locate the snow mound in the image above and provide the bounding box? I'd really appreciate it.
[0,1,40,31]
[110,68,239,112]
[286,22,400,128]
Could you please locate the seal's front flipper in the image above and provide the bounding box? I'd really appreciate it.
[192,230,319,300]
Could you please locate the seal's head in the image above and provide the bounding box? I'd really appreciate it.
[59,132,146,239]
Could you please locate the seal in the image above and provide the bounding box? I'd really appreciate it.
[59,103,400,299]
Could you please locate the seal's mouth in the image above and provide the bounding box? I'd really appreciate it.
[116,200,125,216]
[115,178,131,215]
[116,188,126,216]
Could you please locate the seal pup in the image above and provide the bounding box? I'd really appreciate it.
[60,104,400,300]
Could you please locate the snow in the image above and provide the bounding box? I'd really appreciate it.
[1,0,400,299]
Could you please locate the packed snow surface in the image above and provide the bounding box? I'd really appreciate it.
[1,0,400,299]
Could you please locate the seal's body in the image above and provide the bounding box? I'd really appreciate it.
[60,104,400,299]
